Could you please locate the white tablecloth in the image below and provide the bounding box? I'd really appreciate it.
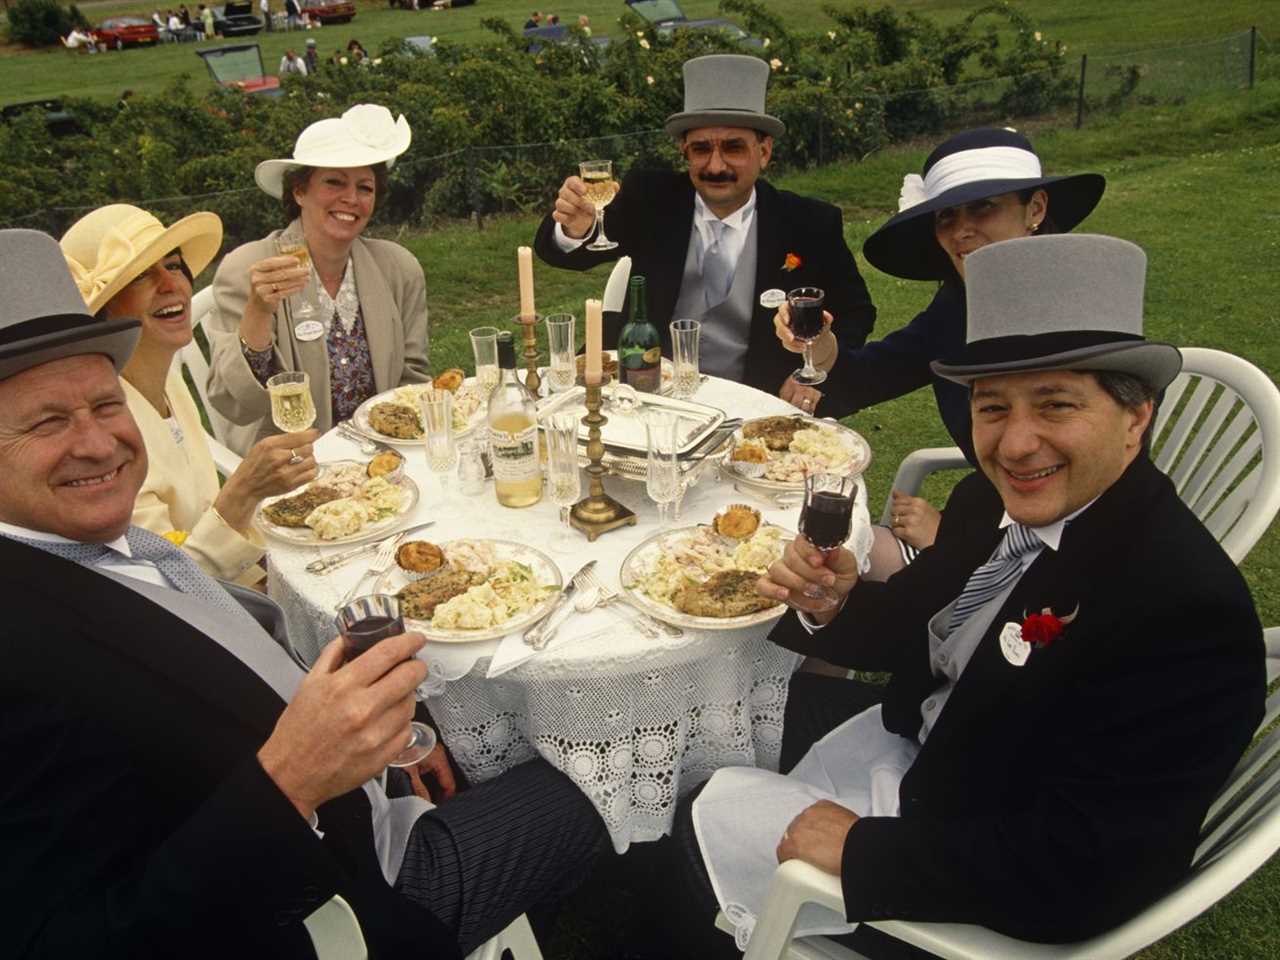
[268,377,823,851]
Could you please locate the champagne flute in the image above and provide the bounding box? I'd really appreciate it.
[787,286,827,387]
[645,410,680,527]
[267,371,316,462]
[580,159,619,252]
[469,326,500,393]
[544,411,582,552]
[335,594,437,768]
[670,318,701,399]
[420,389,457,496]
[795,473,858,612]
[274,223,317,321]
[544,313,576,394]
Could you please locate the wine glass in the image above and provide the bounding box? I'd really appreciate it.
[335,594,437,768]
[796,473,858,612]
[544,411,582,552]
[645,410,681,527]
[579,159,619,251]
[420,389,457,496]
[544,313,576,394]
[669,318,701,399]
[267,371,315,462]
[787,286,827,387]
[274,223,317,321]
[469,326,500,393]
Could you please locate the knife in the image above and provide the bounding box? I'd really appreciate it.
[305,520,436,574]
[602,257,632,314]
[523,560,596,650]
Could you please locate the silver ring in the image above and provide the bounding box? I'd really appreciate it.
[288,450,302,464]
[893,514,901,525]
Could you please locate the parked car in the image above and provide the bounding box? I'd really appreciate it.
[402,35,437,56]
[300,0,355,25]
[2,99,81,137]
[523,23,611,55]
[212,1,264,37]
[625,0,759,47]
[93,16,161,49]
[196,44,280,95]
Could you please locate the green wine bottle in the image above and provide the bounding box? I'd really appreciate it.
[617,275,661,393]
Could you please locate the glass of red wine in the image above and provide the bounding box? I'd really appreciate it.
[796,473,858,612]
[335,594,437,768]
[787,286,828,388]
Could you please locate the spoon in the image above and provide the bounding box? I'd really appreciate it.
[573,585,601,614]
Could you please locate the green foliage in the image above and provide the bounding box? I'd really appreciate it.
[6,0,77,47]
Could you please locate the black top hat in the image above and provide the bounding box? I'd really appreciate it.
[862,128,1105,281]
[0,230,139,381]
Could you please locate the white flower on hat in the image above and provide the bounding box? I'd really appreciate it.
[341,104,407,154]
[898,173,928,212]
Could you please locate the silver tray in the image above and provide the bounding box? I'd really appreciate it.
[720,416,872,495]
[618,523,792,632]
[255,464,420,547]
[536,386,724,456]
[348,381,489,448]
[373,539,563,643]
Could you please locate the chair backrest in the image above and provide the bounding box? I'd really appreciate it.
[1150,347,1280,565]
[178,285,242,477]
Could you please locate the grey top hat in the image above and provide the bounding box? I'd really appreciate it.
[931,234,1182,392]
[664,54,785,139]
[0,230,140,381]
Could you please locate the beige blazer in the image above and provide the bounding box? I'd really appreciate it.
[206,228,430,454]
[125,367,266,585]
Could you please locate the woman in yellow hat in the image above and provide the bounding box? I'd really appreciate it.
[61,205,318,585]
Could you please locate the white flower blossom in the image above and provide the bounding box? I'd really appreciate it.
[762,37,770,48]
[855,101,863,110]
[639,37,650,49]
[646,74,655,85]
[371,57,382,66]
[769,57,782,71]
[827,31,836,40]
[1034,31,1042,41]
[339,56,348,65]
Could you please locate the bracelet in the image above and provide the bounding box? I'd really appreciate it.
[240,334,272,355]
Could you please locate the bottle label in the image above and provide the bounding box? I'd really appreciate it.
[488,424,540,482]
[623,365,661,393]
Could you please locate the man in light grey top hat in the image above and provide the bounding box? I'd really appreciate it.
[533,54,875,401]
[0,230,606,957]
[668,234,1263,956]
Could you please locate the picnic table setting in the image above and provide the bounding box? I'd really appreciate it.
[262,251,875,850]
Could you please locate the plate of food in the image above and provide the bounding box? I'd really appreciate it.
[371,538,563,643]
[619,506,792,630]
[721,416,871,492]
[349,374,489,446]
[255,458,418,546]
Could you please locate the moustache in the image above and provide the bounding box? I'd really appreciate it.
[699,171,737,184]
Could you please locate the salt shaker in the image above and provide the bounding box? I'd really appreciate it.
[458,440,486,496]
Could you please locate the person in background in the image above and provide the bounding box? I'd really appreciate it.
[116,88,135,111]
[279,48,308,77]
[284,0,302,31]
[207,104,429,452]
[200,3,215,38]
[346,37,369,62]
[65,26,100,52]
[61,205,317,587]
[261,0,273,31]
[577,14,590,35]
[304,37,319,72]
[167,10,184,40]
[523,10,541,29]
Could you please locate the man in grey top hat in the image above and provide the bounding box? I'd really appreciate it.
[0,230,606,957]
[533,54,875,403]
[669,234,1263,956]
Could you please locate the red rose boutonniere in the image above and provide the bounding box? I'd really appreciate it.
[781,252,802,272]
[999,605,1078,667]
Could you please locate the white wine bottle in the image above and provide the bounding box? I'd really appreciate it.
[487,331,543,508]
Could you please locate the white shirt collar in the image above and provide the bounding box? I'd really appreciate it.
[693,188,757,235]
[0,519,132,557]
[998,497,1098,552]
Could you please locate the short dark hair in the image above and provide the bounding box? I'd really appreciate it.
[1093,369,1158,451]
[281,163,389,222]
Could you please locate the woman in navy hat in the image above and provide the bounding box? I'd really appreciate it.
[777,127,1104,573]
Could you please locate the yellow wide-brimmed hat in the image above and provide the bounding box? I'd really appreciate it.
[60,204,223,314]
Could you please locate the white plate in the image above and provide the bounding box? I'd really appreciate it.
[373,539,563,643]
[348,381,489,447]
[255,462,420,547]
[618,523,792,631]
[721,417,872,493]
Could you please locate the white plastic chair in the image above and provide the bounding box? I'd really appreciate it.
[721,626,1280,960]
[178,286,241,478]
[880,348,1280,565]
[302,895,544,960]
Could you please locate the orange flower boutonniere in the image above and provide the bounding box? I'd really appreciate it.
[781,252,802,272]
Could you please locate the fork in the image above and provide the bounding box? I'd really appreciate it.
[337,422,379,456]
[577,567,682,639]
[337,534,404,608]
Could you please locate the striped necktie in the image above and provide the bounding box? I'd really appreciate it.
[703,218,734,308]
[946,523,1042,637]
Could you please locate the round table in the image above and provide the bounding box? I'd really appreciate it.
[267,377,817,851]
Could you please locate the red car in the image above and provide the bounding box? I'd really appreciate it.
[93,16,161,49]
[301,0,356,24]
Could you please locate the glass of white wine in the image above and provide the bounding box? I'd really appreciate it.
[420,389,458,496]
[267,371,316,462]
[645,410,681,527]
[544,313,576,394]
[579,159,619,252]
[469,326,501,393]
[544,411,582,552]
[274,223,317,321]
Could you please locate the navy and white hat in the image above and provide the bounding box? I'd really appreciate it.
[862,127,1105,281]
[931,234,1182,392]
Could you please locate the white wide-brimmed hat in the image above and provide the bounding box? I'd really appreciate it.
[664,54,785,139]
[931,234,1182,392]
[0,229,140,380]
[60,204,223,314]
[255,103,413,199]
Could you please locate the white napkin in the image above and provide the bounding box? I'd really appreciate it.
[486,608,623,677]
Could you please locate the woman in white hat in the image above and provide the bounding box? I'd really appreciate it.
[61,205,319,585]
[206,103,429,452]
[775,127,1104,575]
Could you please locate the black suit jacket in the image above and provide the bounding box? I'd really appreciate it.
[533,169,876,396]
[769,457,1264,942]
[1,539,459,960]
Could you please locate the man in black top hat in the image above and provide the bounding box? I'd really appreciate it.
[0,230,606,958]
[533,54,875,402]
[676,234,1263,955]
